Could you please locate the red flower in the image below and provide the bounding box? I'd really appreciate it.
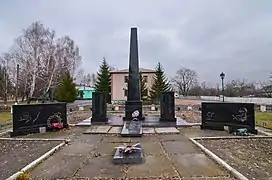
[52,123,63,129]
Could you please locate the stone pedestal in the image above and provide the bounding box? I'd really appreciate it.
[91,92,108,123]
[123,101,144,121]
[160,92,176,122]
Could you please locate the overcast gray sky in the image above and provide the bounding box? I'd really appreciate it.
[0,0,272,86]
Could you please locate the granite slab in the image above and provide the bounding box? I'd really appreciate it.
[155,127,180,134]
[142,127,155,134]
[121,121,143,137]
[108,127,122,134]
[113,144,144,164]
[76,118,91,126]
[83,125,111,134]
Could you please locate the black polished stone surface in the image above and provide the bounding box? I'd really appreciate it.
[113,144,144,164]
[124,27,144,121]
[124,101,144,121]
[121,121,143,137]
[11,103,68,137]
[107,114,193,127]
[91,92,108,123]
[201,102,257,134]
[160,92,176,122]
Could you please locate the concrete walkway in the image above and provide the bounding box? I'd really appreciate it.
[29,127,235,179]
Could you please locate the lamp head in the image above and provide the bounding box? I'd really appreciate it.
[220,72,225,79]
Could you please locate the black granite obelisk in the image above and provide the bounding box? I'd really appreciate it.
[123,28,144,121]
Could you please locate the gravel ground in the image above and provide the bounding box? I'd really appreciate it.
[67,111,91,124]
[197,138,272,180]
[175,99,202,106]
[176,110,201,123]
[0,139,63,179]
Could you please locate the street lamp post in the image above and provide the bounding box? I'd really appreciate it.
[220,72,225,102]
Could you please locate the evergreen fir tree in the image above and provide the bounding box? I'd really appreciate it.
[94,57,111,103]
[149,62,171,101]
[139,71,148,100]
[55,73,77,102]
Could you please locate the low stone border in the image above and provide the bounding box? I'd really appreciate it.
[5,138,70,180]
[0,137,70,141]
[192,135,272,140]
[256,128,272,136]
[177,123,201,128]
[190,135,272,180]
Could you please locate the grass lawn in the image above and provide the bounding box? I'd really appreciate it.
[255,111,272,129]
[0,112,12,130]
[0,112,11,124]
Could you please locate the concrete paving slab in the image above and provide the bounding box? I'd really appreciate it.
[60,142,95,155]
[143,127,155,134]
[162,141,200,154]
[102,136,154,143]
[180,127,231,138]
[72,134,103,144]
[157,134,188,142]
[31,153,85,179]
[76,155,125,178]
[108,126,122,134]
[140,141,164,155]
[126,155,178,178]
[155,127,180,134]
[76,119,91,126]
[94,142,119,155]
[170,153,229,177]
[83,125,111,134]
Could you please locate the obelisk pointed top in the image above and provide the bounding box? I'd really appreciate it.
[123,27,144,121]
[128,27,140,101]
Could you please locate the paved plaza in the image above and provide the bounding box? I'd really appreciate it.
[27,126,235,179]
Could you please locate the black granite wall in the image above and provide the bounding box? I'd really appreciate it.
[91,92,107,122]
[201,102,257,134]
[160,92,176,122]
[11,102,67,137]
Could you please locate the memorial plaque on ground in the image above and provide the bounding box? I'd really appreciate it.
[91,92,108,123]
[113,143,144,164]
[121,121,143,137]
[201,102,257,134]
[11,103,68,137]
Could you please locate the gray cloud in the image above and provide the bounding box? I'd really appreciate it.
[0,0,272,85]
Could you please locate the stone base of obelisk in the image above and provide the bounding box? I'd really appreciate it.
[123,101,145,121]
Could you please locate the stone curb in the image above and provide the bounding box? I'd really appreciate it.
[192,135,272,140]
[189,138,249,180]
[0,137,69,141]
[6,139,69,180]
[256,129,272,136]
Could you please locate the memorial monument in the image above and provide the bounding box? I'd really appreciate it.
[91,92,108,123]
[123,27,144,121]
[113,142,144,164]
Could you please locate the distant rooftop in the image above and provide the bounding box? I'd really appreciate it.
[110,68,155,74]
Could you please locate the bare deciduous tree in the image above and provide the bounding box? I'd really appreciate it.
[172,67,198,96]
[2,21,82,102]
